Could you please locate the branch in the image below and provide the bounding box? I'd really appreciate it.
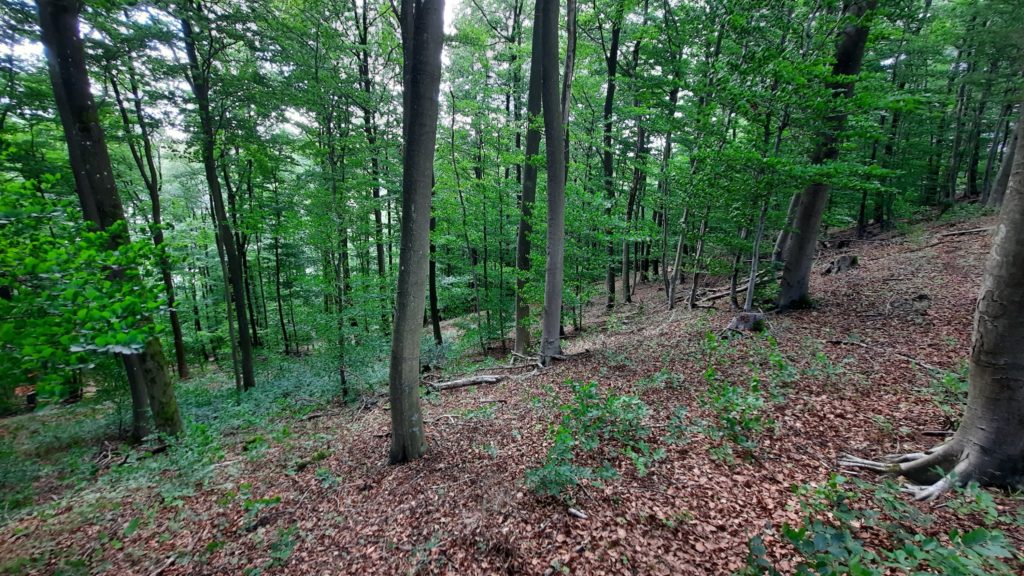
[426,375,504,391]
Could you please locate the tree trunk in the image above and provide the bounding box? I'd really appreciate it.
[988,125,1017,209]
[687,216,707,309]
[389,0,444,464]
[744,201,769,312]
[539,0,566,366]
[949,113,1024,488]
[601,3,623,310]
[37,0,181,436]
[180,5,255,390]
[514,3,543,355]
[621,101,647,304]
[981,104,1012,203]
[108,63,189,380]
[429,213,443,347]
[777,0,875,310]
[845,114,1024,498]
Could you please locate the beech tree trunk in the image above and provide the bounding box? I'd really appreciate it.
[539,0,566,366]
[988,125,1016,209]
[38,0,182,437]
[514,3,543,355]
[845,113,1024,498]
[777,0,875,310]
[108,63,189,380]
[950,113,1024,488]
[389,0,444,464]
[601,4,623,310]
[181,3,256,390]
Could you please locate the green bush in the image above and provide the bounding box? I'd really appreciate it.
[670,368,774,462]
[525,381,664,501]
[742,474,1018,575]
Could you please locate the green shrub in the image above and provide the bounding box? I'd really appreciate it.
[525,381,664,501]
[671,369,774,462]
[742,474,1017,575]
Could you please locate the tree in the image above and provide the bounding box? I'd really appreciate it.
[777,0,877,310]
[538,0,565,366]
[842,112,1024,498]
[106,46,190,380]
[179,1,256,391]
[35,0,182,437]
[513,0,543,355]
[388,0,445,464]
[987,123,1017,208]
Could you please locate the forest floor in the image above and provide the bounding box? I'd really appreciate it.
[2,211,1024,575]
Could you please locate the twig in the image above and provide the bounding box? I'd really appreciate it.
[149,557,175,576]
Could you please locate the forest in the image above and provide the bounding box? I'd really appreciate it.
[1,0,1023,573]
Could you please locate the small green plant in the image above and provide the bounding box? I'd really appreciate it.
[925,364,969,423]
[667,368,774,462]
[635,369,682,392]
[314,467,339,489]
[458,404,496,420]
[269,526,298,567]
[743,474,1017,575]
[240,487,281,529]
[525,381,664,501]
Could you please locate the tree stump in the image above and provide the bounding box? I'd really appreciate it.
[823,254,859,275]
[725,312,766,333]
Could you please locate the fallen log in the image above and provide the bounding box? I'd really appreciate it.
[426,375,504,391]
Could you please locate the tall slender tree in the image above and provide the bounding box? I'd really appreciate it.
[777,0,876,310]
[388,0,445,464]
[513,0,543,356]
[538,0,565,365]
[180,1,256,390]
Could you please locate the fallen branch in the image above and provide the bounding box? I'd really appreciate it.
[826,339,943,373]
[426,374,504,391]
[698,270,776,304]
[937,226,992,238]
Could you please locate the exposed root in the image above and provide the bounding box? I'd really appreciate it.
[882,451,930,464]
[841,441,980,501]
[838,454,898,473]
[902,457,974,501]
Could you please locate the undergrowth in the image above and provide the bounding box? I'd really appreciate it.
[0,354,349,523]
[742,474,1021,575]
[526,381,664,502]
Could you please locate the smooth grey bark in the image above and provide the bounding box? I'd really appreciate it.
[777,0,875,310]
[538,0,566,366]
[666,207,688,310]
[388,0,444,464]
[180,4,256,390]
[686,216,707,309]
[981,104,1012,203]
[949,113,1024,488]
[744,201,769,312]
[844,114,1024,498]
[513,1,543,355]
[621,98,647,303]
[37,0,182,436]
